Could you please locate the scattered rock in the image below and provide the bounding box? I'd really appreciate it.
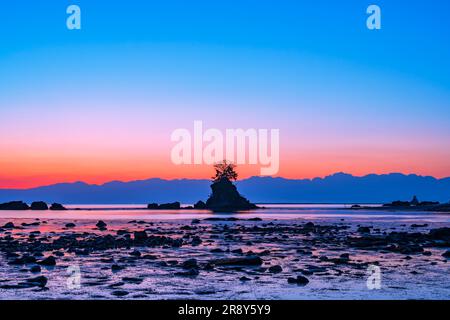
[111,264,124,272]
[130,250,141,257]
[65,223,76,228]
[193,201,207,209]
[0,201,29,210]
[30,265,41,273]
[268,265,283,273]
[30,201,48,210]
[38,256,56,266]
[26,276,47,288]
[50,203,67,210]
[182,259,198,269]
[287,275,309,285]
[96,220,107,230]
[357,226,371,233]
[2,222,15,229]
[111,290,129,297]
[133,231,148,241]
[209,256,263,266]
[175,268,199,277]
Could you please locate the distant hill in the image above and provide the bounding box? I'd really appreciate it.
[0,173,449,204]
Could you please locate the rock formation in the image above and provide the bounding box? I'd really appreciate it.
[30,201,48,210]
[0,201,29,210]
[205,177,257,212]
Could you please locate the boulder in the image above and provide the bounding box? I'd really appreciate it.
[2,222,15,229]
[268,265,283,273]
[194,201,207,209]
[96,220,107,230]
[50,203,67,210]
[30,201,48,210]
[209,255,263,266]
[182,258,198,269]
[0,201,29,210]
[133,231,148,242]
[287,275,309,285]
[357,226,371,233]
[158,202,181,209]
[26,276,47,288]
[147,203,159,209]
[38,256,56,266]
[429,227,450,240]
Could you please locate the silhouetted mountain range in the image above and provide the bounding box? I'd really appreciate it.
[0,173,449,204]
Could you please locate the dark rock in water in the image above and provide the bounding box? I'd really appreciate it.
[209,255,263,266]
[26,276,47,288]
[268,265,283,273]
[134,231,148,241]
[65,223,76,228]
[205,178,257,211]
[38,256,56,266]
[357,226,371,233]
[158,202,181,210]
[122,277,143,284]
[442,250,450,258]
[96,220,107,230]
[50,203,67,211]
[194,201,207,209]
[130,250,141,257]
[111,264,125,272]
[191,236,202,246]
[30,201,48,210]
[8,255,37,265]
[111,290,129,297]
[240,276,251,281]
[304,222,315,230]
[429,227,450,240]
[175,268,199,277]
[182,258,198,269]
[30,265,41,273]
[191,219,201,224]
[383,200,411,207]
[2,222,15,229]
[287,275,309,285]
[0,201,29,210]
[147,203,159,209]
[411,224,428,228]
[340,253,350,260]
[147,202,181,209]
[142,254,157,260]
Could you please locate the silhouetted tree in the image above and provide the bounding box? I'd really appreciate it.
[212,160,238,182]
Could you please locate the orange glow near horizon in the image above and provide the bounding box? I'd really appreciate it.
[2,148,449,189]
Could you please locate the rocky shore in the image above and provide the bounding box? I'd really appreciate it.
[0,216,448,299]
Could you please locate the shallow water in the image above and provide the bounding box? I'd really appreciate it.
[0,205,449,300]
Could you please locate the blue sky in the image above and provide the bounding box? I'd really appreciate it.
[0,1,450,187]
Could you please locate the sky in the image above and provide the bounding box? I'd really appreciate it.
[1,0,450,188]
